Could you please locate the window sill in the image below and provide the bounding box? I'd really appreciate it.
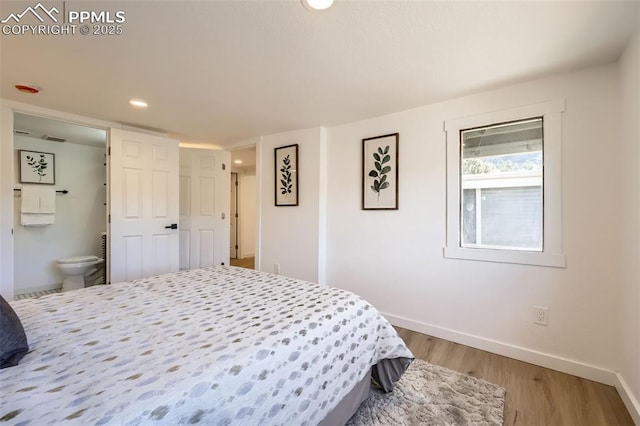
[443,246,566,268]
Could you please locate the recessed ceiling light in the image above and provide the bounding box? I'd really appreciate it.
[129,99,148,108]
[302,0,334,11]
[234,160,243,164]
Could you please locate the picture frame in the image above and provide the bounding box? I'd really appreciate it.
[19,150,55,185]
[275,144,298,206]
[362,133,398,210]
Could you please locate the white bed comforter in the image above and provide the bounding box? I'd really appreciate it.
[1,266,412,425]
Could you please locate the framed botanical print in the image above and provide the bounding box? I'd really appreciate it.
[275,144,298,206]
[362,133,398,210]
[19,150,55,184]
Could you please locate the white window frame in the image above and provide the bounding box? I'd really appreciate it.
[444,100,566,268]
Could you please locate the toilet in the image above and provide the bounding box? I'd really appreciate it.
[57,255,104,292]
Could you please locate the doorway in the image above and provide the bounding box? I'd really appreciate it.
[229,146,256,270]
[12,113,107,296]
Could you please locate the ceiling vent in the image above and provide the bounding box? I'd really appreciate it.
[42,135,67,143]
[14,129,31,135]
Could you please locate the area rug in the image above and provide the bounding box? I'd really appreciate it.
[347,359,505,426]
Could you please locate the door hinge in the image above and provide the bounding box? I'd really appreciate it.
[235,213,238,218]
[107,146,111,156]
[235,181,238,186]
[108,214,111,223]
[222,163,226,170]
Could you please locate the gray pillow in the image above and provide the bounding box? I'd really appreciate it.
[0,295,29,369]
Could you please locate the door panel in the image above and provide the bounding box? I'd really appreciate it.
[123,235,143,280]
[179,230,190,270]
[199,177,215,216]
[110,129,179,283]
[199,229,215,267]
[152,171,169,217]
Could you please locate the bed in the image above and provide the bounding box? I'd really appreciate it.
[1,266,413,425]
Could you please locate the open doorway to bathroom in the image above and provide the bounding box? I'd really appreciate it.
[12,113,107,298]
[230,146,256,270]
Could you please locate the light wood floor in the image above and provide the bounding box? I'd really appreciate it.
[230,256,255,269]
[396,327,633,426]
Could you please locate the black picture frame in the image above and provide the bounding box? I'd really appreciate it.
[275,144,298,206]
[362,133,398,210]
[19,150,55,185]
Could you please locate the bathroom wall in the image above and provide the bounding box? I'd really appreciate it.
[13,135,106,293]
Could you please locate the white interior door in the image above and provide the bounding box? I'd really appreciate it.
[179,148,230,270]
[109,129,179,283]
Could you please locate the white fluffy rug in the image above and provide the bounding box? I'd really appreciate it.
[347,359,505,425]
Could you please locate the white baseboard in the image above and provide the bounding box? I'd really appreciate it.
[384,312,617,385]
[240,252,255,259]
[385,312,640,421]
[614,373,640,425]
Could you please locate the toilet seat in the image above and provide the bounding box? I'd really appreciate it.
[57,255,99,264]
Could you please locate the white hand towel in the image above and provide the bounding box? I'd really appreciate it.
[20,185,41,213]
[39,187,56,213]
[21,213,55,226]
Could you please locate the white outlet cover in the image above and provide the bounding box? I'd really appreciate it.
[533,306,549,325]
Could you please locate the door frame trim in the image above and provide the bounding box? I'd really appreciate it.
[231,172,239,259]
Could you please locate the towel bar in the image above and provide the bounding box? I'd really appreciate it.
[14,188,68,194]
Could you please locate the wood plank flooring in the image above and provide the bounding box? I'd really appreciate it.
[230,256,255,269]
[395,327,633,425]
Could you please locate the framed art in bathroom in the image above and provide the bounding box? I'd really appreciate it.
[19,150,55,185]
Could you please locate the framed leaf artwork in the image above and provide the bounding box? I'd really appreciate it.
[275,144,298,206]
[362,133,398,210]
[19,150,55,184]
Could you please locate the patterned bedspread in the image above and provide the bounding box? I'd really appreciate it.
[1,267,413,425]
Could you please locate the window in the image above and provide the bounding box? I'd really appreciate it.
[445,101,566,267]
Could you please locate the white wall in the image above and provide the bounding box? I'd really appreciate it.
[13,136,106,293]
[252,65,632,385]
[257,127,326,282]
[325,64,623,379]
[618,29,640,421]
[238,167,256,258]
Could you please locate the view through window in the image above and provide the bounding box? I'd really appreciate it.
[460,118,543,251]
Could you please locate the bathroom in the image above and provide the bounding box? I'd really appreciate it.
[12,113,106,297]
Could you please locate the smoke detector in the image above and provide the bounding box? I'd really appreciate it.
[15,84,40,94]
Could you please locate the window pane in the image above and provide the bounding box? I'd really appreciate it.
[480,187,542,249]
[461,118,543,251]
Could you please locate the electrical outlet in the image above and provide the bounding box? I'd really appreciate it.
[274,263,280,274]
[533,306,549,326]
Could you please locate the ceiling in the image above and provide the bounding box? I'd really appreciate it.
[14,113,107,147]
[1,1,638,149]
[231,146,257,170]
